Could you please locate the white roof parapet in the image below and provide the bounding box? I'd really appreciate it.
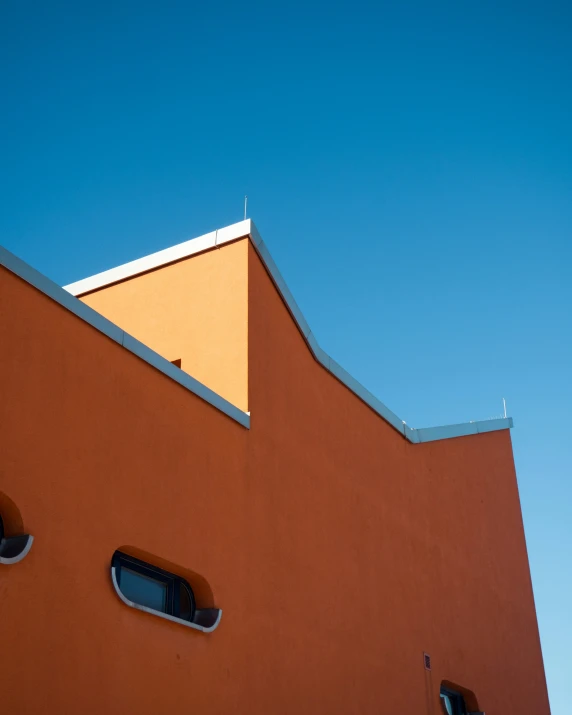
[0,245,250,430]
[64,220,252,296]
[57,218,514,444]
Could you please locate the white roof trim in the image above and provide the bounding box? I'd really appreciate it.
[62,219,513,444]
[64,220,251,296]
[0,245,250,430]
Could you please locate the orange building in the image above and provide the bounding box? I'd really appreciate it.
[0,220,550,715]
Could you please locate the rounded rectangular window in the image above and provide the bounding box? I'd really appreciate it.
[0,511,34,565]
[112,551,195,622]
[440,687,467,715]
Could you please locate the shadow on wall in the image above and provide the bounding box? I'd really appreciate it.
[0,490,34,565]
[424,665,436,714]
[0,491,25,535]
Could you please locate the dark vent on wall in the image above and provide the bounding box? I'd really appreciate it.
[423,653,431,670]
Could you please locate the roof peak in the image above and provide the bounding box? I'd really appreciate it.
[61,219,513,444]
[64,219,253,296]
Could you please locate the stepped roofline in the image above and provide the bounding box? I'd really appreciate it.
[65,219,512,444]
[2,220,512,443]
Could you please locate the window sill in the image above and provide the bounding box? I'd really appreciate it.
[0,534,34,564]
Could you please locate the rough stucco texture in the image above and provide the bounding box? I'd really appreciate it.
[0,241,550,715]
[245,242,550,715]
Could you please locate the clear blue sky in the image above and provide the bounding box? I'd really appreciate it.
[1,1,570,710]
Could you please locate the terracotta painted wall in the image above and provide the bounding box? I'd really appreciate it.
[0,266,248,715]
[244,242,550,714]
[79,238,249,411]
[0,240,550,715]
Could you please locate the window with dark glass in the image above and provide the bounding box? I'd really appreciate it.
[112,551,196,622]
[440,686,467,715]
[0,513,33,563]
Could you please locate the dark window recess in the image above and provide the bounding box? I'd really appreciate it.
[171,358,182,368]
[423,652,431,670]
[440,687,467,715]
[0,514,33,563]
[112,551,196,622]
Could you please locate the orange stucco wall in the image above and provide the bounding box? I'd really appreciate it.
[245,243,549,714]
[0,241,550,715]
[79,238,249,411]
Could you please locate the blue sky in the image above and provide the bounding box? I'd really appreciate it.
[1,0,570,710]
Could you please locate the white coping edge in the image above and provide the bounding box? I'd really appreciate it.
[0,245,250,430]
[111,567,222,633]
[62,219,513,444]
[64,220,252,295]
[0,534,34,565]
